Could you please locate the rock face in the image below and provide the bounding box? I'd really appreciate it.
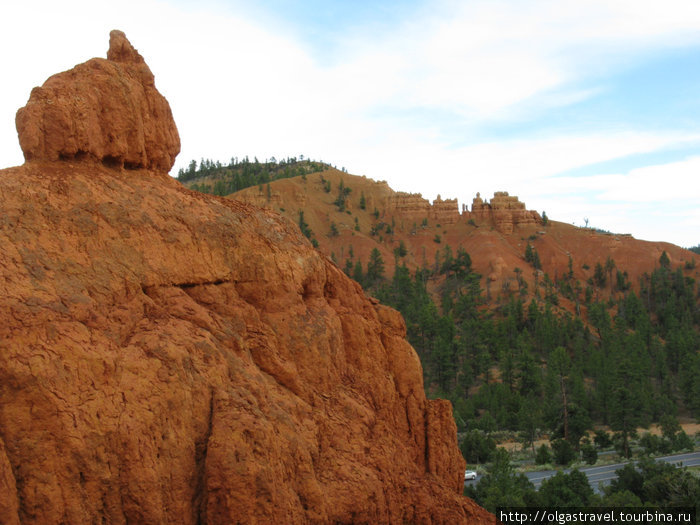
[380,191,531,230]
[0,33,495,524]
[15,30,180,172]
[430,195,460,225]
[384,192,432,219]
[381,193,458,224]
[469,191,540,234]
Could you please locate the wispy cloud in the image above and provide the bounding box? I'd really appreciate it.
[2,0,700,246]
[567,157,700,203]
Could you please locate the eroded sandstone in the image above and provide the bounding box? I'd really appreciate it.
[469,191,541,234]
[0,32,495,525]
[15,30,180,172]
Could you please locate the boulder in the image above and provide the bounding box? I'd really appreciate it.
[15,30,180,172]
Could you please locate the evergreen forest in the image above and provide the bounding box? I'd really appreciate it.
[465,449,699,511]
[177,156,329,196]
[181,161,699,454]
[348,245,699,458]
[181,160,699,509]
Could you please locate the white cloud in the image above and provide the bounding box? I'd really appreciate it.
[2,0,700,246]
[596,157,700,202]
[524,155,700,245]
[328,0,700,118]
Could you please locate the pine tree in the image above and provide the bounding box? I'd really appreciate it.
[525,243,533,262]
[609,345,648,458]
[366,248,385,286]
[605,257,616,295]
[329,222,339,237]
[352,260,364,285]
[298,210,312,239]
[594,262,606,288]
[546,346,574,443]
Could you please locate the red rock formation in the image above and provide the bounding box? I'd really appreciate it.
[382,193,459,224]
[381,190,531,230]
[469,191,540,234]
[15,30,180,172]
[0,33,495,524]
[383,191,431,219]
[430,195,460,224]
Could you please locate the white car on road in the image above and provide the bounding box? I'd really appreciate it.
[464,470,477,480]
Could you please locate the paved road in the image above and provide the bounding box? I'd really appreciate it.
[464,451,700,493]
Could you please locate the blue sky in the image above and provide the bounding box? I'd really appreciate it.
[2,0,700,247]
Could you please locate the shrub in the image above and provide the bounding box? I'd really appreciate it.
[594,429,612,449]
[535,444,552,465]
[551,438,576,466]
[581,443,597,465]
[639,432,662,455]
[672,430,694,452]
[460,430,496,464]
[539,470,594,506]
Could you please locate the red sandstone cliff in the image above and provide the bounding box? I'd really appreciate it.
[0,32,495,524]
[467,191,540,234]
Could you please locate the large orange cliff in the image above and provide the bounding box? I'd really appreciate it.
[0,32,495,524]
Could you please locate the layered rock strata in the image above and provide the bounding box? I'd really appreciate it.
[383,192,431,219]
[382,193,458,224]
[429,195,460,224]
[470,191,540,234]
[379,191,536,231]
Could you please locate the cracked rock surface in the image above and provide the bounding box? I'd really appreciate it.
[15,31,180,172]
[0,32,496,525]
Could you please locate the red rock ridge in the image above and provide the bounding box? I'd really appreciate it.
[15,30,180,172]
[0,33,496,524]
[379,191,536,230]
[237,177,537,236]
[377,193,460,225]
[468,191,541,234]
[384,191,432,219]
[430,195,460,224]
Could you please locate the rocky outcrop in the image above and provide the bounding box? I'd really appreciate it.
[381,193,460,224]
[383,191,535,229]
[430,195,460,224]
[469,191,540,234]
[0,32,495,524]
[15,30,180,172]
[383,191,431,219]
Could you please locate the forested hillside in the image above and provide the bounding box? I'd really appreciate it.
[183,161,700,458]
[365,246,699,458]
[177,156,329,195]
